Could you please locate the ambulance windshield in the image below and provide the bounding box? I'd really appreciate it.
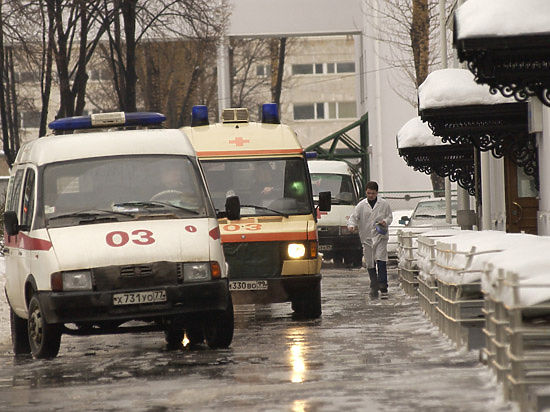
[43,155,211,227]
[202,158,312,216]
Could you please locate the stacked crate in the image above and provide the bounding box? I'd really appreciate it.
[501,272,550,410]
[432,241,502,350]
[397,230,419,297]
[416,235,439,323]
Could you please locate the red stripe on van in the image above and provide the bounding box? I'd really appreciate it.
[4,233,52,251]
[221,230,317,243]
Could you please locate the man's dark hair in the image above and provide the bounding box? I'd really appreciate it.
[365,181,378,191]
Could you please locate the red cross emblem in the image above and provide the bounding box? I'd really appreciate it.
[229,137,250,147]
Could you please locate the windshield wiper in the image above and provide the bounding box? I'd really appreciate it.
[113,201,199,215]
[48,209,135,223]
[241,204,289,218]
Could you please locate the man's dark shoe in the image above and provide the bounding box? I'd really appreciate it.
[369,288,379,298]
[380,291,388,300]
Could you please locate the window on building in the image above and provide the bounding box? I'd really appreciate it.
[338,102,357,118]
[19,71,39,83]
[256,64,270,77]
[316,103,325,119]
[336,62,355,73]
[293,104,315,120]
[314,63,323,74]
[22,111,41,128]
[292,64,314,75]
[326,63,335,74]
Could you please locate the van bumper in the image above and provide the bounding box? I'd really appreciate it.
[37,280,230,324]
[229,273,321,305]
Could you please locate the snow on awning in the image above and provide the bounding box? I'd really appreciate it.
[397,117,476,196]
[418,69,513,111]
[454,0,550,40]
[453,0,550,107]
[396,116,447,149]
[417,70,537,188]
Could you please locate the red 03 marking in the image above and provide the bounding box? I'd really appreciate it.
[106,230,155,247]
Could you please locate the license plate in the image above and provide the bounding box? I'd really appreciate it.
[318,244,333,251]
[229,280,268,291]
[113,290,167,305]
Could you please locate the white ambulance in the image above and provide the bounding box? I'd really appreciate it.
[308,160,363,267]
[4,112,235,359]
[182,104,331,319]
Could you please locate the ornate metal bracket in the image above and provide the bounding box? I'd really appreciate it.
[398,144,478,196]
[420,103,539,189]
[455,35,550,107]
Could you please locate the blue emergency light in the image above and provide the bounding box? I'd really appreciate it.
[48,112,166,131]
[305,151,318,159]
[191,105,209,127]
[262,103,280,124]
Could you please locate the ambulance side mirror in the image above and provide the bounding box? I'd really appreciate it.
[4,211,20,236]
[318,191,331,212]
[225,195,241,221]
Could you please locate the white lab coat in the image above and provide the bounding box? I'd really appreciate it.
[347,197,393,268]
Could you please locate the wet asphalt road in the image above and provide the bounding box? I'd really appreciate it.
[0,264,514,412]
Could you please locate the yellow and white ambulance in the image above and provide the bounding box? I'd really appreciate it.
[4,112,234,359]
[182,104,330,319]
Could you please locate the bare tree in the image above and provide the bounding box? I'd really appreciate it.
[365,0,447,106]
[366,0,449,192]
[100,0,228,121]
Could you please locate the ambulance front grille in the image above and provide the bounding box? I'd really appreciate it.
[92,261,179,291]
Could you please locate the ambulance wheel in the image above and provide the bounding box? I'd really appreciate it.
[204,296,234,349]
[10,308,31,355]
[164,322,186,349]
[292,282,322,319]
[185,323,204,346]
[28,295,62,359]
[332,255,344,267]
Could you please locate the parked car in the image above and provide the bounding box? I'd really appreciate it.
[387,209,414,261]
[400,198,457,227]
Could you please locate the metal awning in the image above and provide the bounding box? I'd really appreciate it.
[419,102,538,188]
[398,144,477,196]
[453,7,550,107]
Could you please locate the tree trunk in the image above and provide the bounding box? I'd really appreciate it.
[270,38,286,108]
[411,0,429,88]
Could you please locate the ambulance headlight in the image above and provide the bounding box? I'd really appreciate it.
[287,243,306,259]
[184,262,211,282]
[51,270,92,291]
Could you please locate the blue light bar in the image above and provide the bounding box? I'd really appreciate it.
[262,103,280,124]
[48,112,166,131]
[305,151,318,159]
[191,105,209,127]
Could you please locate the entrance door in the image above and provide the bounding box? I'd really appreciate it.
[504,157,538,234]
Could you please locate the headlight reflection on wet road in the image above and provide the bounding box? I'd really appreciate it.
[287,328,307,383]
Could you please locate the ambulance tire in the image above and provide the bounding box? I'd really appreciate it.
[204,295,234,349]
[292,282,322,319]
[28,295,62,359]
[164,322,186,349]
[185,323,204,346]
[10,308,31,355]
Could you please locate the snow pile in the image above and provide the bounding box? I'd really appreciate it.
[431,231,520,285]
[455,0,550,39]
[418,69,514,110]
[397,116,448,149]
[415,228,462,284]
[482,237,550,307]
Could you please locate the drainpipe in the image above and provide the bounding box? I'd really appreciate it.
[538,103,550,235]
[481,151,492,230]
[439,0,452,224]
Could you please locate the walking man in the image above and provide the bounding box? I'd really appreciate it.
[347,181,393,299]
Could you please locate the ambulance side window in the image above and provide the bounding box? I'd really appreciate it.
[6,169,24,214]
[20,169,36,230]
